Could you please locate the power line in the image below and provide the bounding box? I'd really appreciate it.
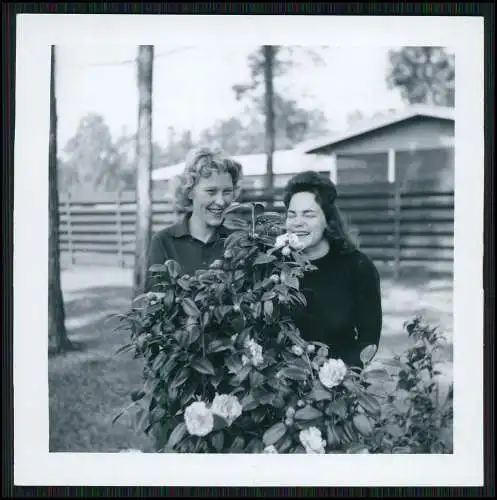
[62,46,196,69]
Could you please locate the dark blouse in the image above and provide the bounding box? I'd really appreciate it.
[145,215,231,292]
[291,247,383,368]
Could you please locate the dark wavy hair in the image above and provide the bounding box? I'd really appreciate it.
[283,171,357,254]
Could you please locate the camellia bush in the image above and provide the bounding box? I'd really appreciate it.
[114,204,453,454]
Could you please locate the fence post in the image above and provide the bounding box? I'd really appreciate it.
[393,181,401,280]
[116,190,124,268]
[66,190,74,265]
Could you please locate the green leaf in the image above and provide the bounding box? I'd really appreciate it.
[234,269,245,281]
[309,380,334,402]
[162,288,175,307]
[179,380,199,407]
[263,422,287,446]
[241,393,259,411]
[264,301,274,318]
[223,215,251,231]
[152,351,167,372]
[187,325,201,345]
[212,414,229,431]
[325,398,348,420]
[236,327,252,348]
[280,268,299,290]
[281,326,305,347]
[160,354,179,381]
[294,405,323,421]
[380,356,402,368]
[249,370,265,387]
[174,330,189,348]
[346,443,370,454]
[229,436,245,453]
[191,358,216,376]
[150,406,167,424]
[207,338,232,354]
[177,276,191,291]
[226,356,243,375]
[230,364,252,386]
[111,409,125,425]
[115,343,135,355]
[210,431,225,452]
[210,371,224,389]
[343,378,362,394]
[131,389,146,402]
[392,446,412,454]
[134,407,149,433]
[170,367,191,390]
[246,438,264,454]
[261,290,277,301]
[181,298,201,318]
[165,260,182,279]
[360,344,378,365]
[356,392,382,418]
[214,305,232,323]
[363,368,391,386]
[278,367,308,381]
[254,253,277,265]
[166,422,187,450]
[277,434,293,453]
[149,263,167,274]
[384,423,403,439]
[257,391,275,405]
[231,315,246,333]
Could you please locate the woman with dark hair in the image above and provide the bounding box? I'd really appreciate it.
[283,171,383,368]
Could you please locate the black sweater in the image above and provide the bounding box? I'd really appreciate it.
[290,248,383,368]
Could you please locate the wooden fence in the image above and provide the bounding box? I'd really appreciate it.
[59,182,454,274]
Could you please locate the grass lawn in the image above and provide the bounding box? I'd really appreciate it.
[49,266,453,453]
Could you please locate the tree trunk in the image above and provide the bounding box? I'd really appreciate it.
[133,45,154,298]
[263,45,275,208]
[48,45,71,353]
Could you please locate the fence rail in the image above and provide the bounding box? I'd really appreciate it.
[59,182,454,274]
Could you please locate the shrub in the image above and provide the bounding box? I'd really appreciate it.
[114,204,453,454]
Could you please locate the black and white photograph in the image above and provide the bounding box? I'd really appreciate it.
[13,14,484,487]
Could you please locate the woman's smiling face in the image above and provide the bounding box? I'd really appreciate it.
[285,191,328,250]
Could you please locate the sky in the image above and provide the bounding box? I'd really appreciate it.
[55,44,406,150]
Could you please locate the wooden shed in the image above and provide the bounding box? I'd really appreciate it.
[296,104,455,192]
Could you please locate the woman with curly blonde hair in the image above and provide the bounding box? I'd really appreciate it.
[146,147,243,291]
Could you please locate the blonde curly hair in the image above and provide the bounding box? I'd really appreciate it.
[174,147,243,214]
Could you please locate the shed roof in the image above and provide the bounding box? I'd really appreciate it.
[296,104,455,154]
[151,149,334,182]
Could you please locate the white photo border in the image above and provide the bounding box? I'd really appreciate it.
[13,14,485,487]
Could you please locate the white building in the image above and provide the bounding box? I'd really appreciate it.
[151,149,335,194]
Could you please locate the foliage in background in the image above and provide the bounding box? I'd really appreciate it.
[232,46,329,151]
[58,48,330,194]
[386,47,455,107]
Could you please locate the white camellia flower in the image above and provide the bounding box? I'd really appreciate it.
[264,445,278,453]
[147,292,165,304]
[274,234,289,249]
[318,358,348,389]
[299,427,326,454]
[244,338,264,367]
[211,393,243,426]
[291,345,304,356]
[184,401,214,437]
[287,233,305,250]
[281,246,291,257]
